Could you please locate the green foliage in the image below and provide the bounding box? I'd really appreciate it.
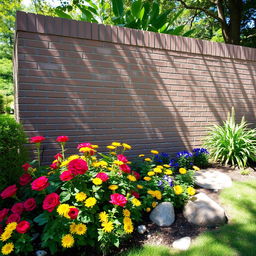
[0,95,4,113]
[204,108,256,168]
[192,148,209,169]
[0,115,28,191]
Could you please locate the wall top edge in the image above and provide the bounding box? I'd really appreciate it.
[16,11,256,61]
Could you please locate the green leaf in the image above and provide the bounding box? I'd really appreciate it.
[34,212,48,226]
[139,7,145,21]
[55,8,72,19]
[60,191,71,202]
[151,10,171,30]
[112,0,124,17]
[183,28,196,37]
[131,0,142,18]
[78,5,98,23]
[167,25,185,35]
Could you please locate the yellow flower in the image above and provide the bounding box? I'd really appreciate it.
[110,152,116,156]
[143,177,151,181]
[70,223,77,234]
[0,231,12,242]
[193,166,200,171]
[156,165,164,169]
[107,145,116,150]
[75,223,87,235]
[146,208,151,212]
[113,160,124,166]
[61,234,74,248]
[5,222,17,232]
[127,161,132,164]
[164,169,173,175]
[147,171,155,176]
[94,160,108,167]
[123,217,132,225]
[75,192,87,202]
[92,144,99,149]
[67,155,80,162]
[163,164,170,168]
[132,198,141,207]
[92,178,103,185]
[154,190,162,200]
[60,159,69,167]
[153,168,162,173]
[123,209,131,217]
[137,185,143,189]
[123,143,131,150]
[84,197,97,208]
[138,154,145,157]
[151,150,159,154]
[144,158,152,162]
[47,171,55,176]
[179,168,187,174]
[124,223,134,233]
[127,175,136,182]
[152,201,158,208]
[57,204,70,218]
[79,147,96,153]
[102,221,114,232]
[108,185,118,190]
[173,185,183,195]
[187,187,196,196]
[99,211,109,223]
[147,190,155,196]
[112,142,121,147]
[1,242,14,255]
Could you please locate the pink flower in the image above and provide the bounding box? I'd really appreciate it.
[54,153,63,160]
[1,185,17,199]
[60,170,73,181]
[16,220,30,234]
[0,209,9,222]
[132,171,140,180]
[110,193,127,207]
[6,213,20,224]
[68,208,79,219]
[24,198,36,211]
[29,136,46,143]
[131,191,140,198]
[68,159,88,176]
[77,143,95,155]
[119,164,131,174]
[19,173,32,186]
[56,136,69,143]
[22,163,32,172]
[11,203,24,215]
[42,193,60,212]
[96,172,109,182]
[117,154,128,163]
[31,176,49,191]
[50,162,59,170]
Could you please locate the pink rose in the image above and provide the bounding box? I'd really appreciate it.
[1,185,17,199]
[50,162,59,170]
[6,213,20,224]
[31,176,49,191]
[22,163,32,172]
[119,164,131,174]
[54,153,63,160]
[56,136,69,143]
[60,170,73,181]
[19,173,32,186]
[11,203,24,215]
[68,159,88,176]
[24,198,36,211]
[42,193,60,212]
[110,193,127,207]
[0,209,9,222]
[96,172,109,182]
[117,154,128,163]
[16,220,30,234]
[29,136,46,143]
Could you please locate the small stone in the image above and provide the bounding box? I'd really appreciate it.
[137,225,147,234]
[147,234,151,239]
[35,250,47,256]
[172,237,191,251]
[150,202,175,227]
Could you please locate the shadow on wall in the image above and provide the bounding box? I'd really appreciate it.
[17,18,256,163]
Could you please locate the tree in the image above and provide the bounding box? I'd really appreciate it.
[176,0,256,46]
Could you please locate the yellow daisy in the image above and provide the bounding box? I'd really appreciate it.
[102,221,114,232]
[84,197,97,208]
[5,222,17,232]
[1,242,14,255]
[0,231,12,242]
[124,223,134,233]
[173,185,183,195]
[75,223,87,235]
[75,192,87,202]
[131,198,141,207]
[99,211,109,223]
[123,209,131,217]
[127,175,136,182]
[69,223,77,234]
[92,178,103,185]
[61,234,74,248]
[143,177,151,181]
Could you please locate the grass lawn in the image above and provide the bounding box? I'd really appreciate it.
[121,180,256,256]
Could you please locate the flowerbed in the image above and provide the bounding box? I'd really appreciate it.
[0,136,197,255]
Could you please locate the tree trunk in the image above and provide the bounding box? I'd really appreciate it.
[229,0,242,45]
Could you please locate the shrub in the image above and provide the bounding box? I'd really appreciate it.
[169,151,193,170]
[0,115,28,192]
[192,148,209,168]
[204,108,256,168]
[0,140,196,255]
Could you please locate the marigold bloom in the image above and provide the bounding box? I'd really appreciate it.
[154,190,162,200]
[137,184,143,189]
[138,154,145,157]
[122,143,131,150]
[124,223,134,233]
[152,201,158,208]
[113,160,124,166]
[154,168,162,173]
[84,197,97,208]
[187,187,196,196]
[127,175,136,182]
[108,185,118,191]
[146,208,151,212]
[75,223,87,235]
[151,150,159,154]
[1,242,14,255]
[179,168,187,174]
[112,142,121,147]
[102,221,114,232]
[144,158,152,162]
[57,204,70,218]
[123,217,132,225]
[164,169,173,175]
[75,192,87,202]
[92,178,103,186]
[147,171,155,176]
[99,211,108,223]
[173,185,183,195]
[163,164,170,168]
[107,145,116,150]
[131,198,141,207]
[123,209,131,217]
[143,177,151,181]
[61,234,74,248]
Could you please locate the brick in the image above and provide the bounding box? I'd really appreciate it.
[16,11,27,31]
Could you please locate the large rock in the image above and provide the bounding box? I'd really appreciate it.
[150,202,175,227]
[172,237,191,251]
[195,169,232,190]
[183,193,227,226]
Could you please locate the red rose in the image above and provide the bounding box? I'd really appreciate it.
[6,213,20,224]
[119,164,131,174]
[1,185,17,199]
[68,159,88,176]
[24,198,37,211]
[132,171,140,180]
[110,193,127,207]
[60,170,73,181]
[31,176,49,191]
[30,136,46,143]
[16,220,30,234]
[96,172,109,182]
[11,203,24,215]
[22,163,32,172]
[42,193,60,212]
[19,173,32,186]
[0,209,9,222]
[56,136,69,143]
[68,208,79,219]
[77,143,95,155]
[117,154,128,163]
[131,191,140,198]
[54,153,63,160]
[50,162,59,170]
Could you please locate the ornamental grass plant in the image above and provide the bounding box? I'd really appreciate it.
[204,108,256,168]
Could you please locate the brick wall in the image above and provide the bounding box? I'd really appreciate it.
[15,11,256,161]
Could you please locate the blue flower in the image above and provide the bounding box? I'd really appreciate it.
[176,151,192,158]
[192,148,209,156]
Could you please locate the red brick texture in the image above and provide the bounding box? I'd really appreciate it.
[15,11,256,161]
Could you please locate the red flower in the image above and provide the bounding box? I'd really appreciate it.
[31,176,49,191]
[117,154,128,163]
[6,213,20,224]
[60,170,73,181]
[56,136,69,143]
[24,198,36,211]
[16,220,30,234]
[54,153,63,160]
[77,143,95,155]
[29,136,46,143]
[131,191,140,199]
[0,209,9,222]
[11,203,24,215]
[22,163,32,172]
[42,193,60,212]
[68,208,79,219]
[96,172,109,182]
[19,173,32,186]
[1,185,17,199]
[50,162,59,170]
[119,164,131,174]
[132,171,140,180]
[109,193,127,207]
[68,159,88,176]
